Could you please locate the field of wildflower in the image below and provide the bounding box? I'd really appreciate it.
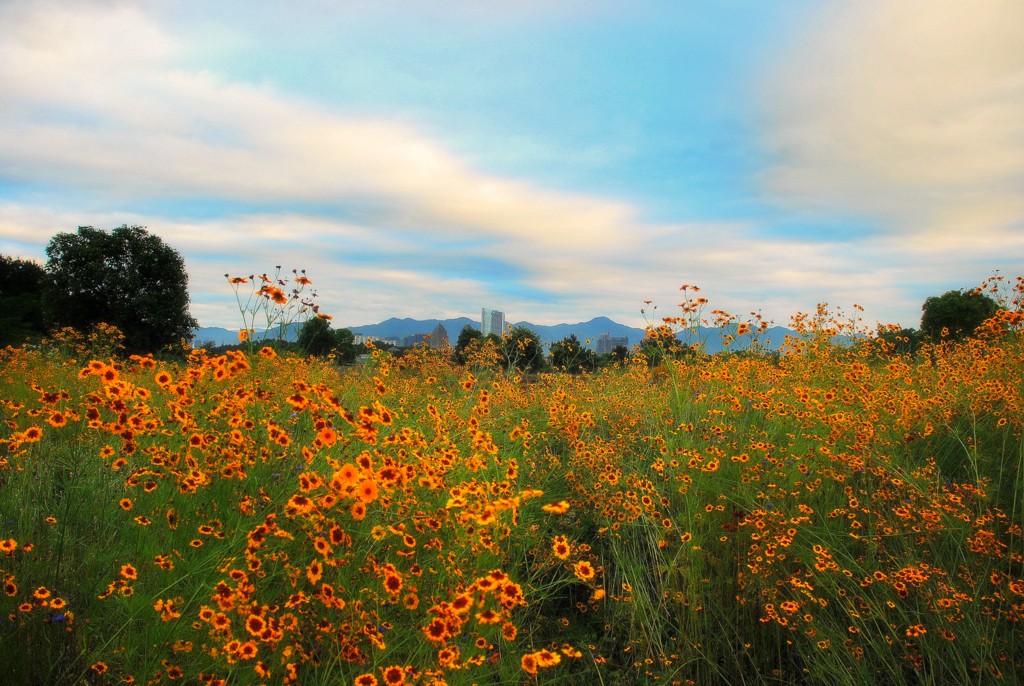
[2,277,1023,686]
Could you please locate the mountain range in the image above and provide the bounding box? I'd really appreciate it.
[194,316,798,352]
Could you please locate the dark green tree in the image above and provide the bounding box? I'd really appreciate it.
[872,327,923,357]
[333,327,357,364]
[921,289,1000,341]
[636,324,687,366]
[297,317,358,363]
[0,255,47,346]
[549,334,597,373]
[43,226,197,353]
[297,316,336,356]
[454,325,482,364]
[500,326,546,374]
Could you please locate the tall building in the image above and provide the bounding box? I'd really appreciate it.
[429,323,449,349]
[596,332,629,355]
[481,308,506,337]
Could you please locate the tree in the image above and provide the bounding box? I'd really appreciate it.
[298,316,357,363]
[454,325,482,364]
[637,324,688,366]
[549,334,597,373]
[921,289,1000,342]
[298,316,335,356]
[872,327,923,357]
[333,327,357,364]
[0,255,47,346]
[43,226,197,354]
[500,326,546,374]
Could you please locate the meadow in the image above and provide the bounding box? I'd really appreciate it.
[2,280,1023,685]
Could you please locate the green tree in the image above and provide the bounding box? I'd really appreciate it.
[636,324,687,366]
[454,325,482,364]
[921,289,1000,341]
[872,327,923,357]
[297,316,336,356]
[0,255,47,346]
[500,326,546,374]
[549,334,597,373]
[333,327,357,364]
[297,317,357,363]
[43,226,197,354]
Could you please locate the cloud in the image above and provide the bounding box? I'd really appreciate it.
[759,0,1024,241]
[0,0,636,252]
[3,1,1016,334]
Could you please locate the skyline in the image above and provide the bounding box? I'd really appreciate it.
[1,1,1022,332]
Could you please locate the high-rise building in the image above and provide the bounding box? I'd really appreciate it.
[481,308,506,337]
[596,332,629,355]
[429,323,449,349]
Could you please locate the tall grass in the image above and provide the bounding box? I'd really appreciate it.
[2,288,1023,685]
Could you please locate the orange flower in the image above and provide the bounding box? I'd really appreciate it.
[237,641,258,660]
[307,560,323,586]
[423,617,450,643]
[383,572,403,595]
[317,426,338,446]
[542,500,570,514]
[356,479,379,504]
[380,665,406,685]
[351,502,367,521]
[573,561,596,582]
[551,535,570,560]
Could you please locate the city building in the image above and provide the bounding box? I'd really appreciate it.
[595,332,629,355]
[481,308,506,337]
[429,323,449,349]
[402,333,429,348]
[353,334,399,348]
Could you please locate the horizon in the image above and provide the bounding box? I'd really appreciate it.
[2,1,1022,331]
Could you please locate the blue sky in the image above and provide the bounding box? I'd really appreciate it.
[1,0,1021,331]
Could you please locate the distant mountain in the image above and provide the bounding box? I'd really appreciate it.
[194,317,799,352]
[348,317,479,340]
[193,322,303,346]
[510,317,646,348]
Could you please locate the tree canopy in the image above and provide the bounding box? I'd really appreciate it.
[921,289,1000,341]
[43,226,197,354]
[549,334,597,373]
[297,316,357,363]
[500,326,546,374]
[0,255,47,346]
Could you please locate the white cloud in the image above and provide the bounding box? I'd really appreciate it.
[0,0,636,252]
[759,0,1024,242]
[3,1,1017,334]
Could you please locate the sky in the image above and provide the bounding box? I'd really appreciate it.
[1,0,1022,332]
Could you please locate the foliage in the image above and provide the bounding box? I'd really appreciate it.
[453,325,481,365]
[297,316,336,356]
[41,226,197,354]
[0,255,46,346]
[2,277,1023,685]
[921,288,1000,341]
[871,326,923,357]
[499,325,546,375]
[549,334,597,373]
[332,327,358,364]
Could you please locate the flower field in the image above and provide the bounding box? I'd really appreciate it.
[2,286,1024,685]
